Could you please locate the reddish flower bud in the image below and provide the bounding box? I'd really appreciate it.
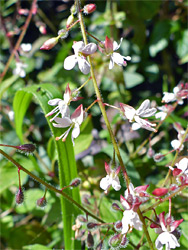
[82,194,91,205]
[114,221,122,231]
[87,222,99,230]
[120,234,129,247]
[96,242,103,250]
[70,178,81,187]
[16,187,24,204]
[39,25,47,35]
[112,202,122,211]
[87,232,94,248]
[17,144,36,153]
[83,4,96,14]
[173,168,182,176]
[152,188,168,196]
[109,233,121,248]
[18,8,29,16]
[37,197,47,207]
[40,37,58,50]
[153,153,164,162]
[77,215,87,223]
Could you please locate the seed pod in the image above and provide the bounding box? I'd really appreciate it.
[16,187,24,204]
[120,234,129,247]
[37,197,47,207]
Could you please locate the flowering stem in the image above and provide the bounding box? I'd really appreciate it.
[85,99,98,112]
[73,76,92,94]
[86,31,102,43]
[162,125,188,187]
[0,0,37,82]
[142,185,187,214]
[0,149,105,223]
[76,0,130,188]
[137,208,155,250]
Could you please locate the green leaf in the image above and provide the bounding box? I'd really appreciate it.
[124,72,144,89]
[74,115,93,155]
[23,244,52,250]
[0,75,19,100]
[13,84,81,250]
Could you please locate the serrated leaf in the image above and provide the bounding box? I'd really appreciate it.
[13,83,81,250]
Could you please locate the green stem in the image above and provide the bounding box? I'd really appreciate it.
[162,125,188,187]
[0,149,105,223]
[137,208,155,250]
[142,185,187,214]
[76,0,130,188]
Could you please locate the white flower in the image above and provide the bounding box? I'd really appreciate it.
[171,123,188,151]
[52,104,84,145]
[175,158,188,176]
[64,41,97,74]
[100,36,131,69]
[155,105,174,121]
[121,209,142,234]
[154,212,183,250]
[46,84,71,121]
[162,83,188,105]
[120,99,157,132]
[155,231,180,250]
[100,163,121,192]
[13,62,27,78]
[20,43,32,52]
[124,183,149,203]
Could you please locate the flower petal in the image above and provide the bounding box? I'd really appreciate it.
[72,123,80,139]
[111,52,124,66]
[119,103,136,121]
[72,41,85,54]
[53,117,72,128]
[109,56,114,69]
[112,177,121,191]
[113,37,123,51]
[64,55,77,70]
[78,57,90,74]
[48,98,62,106]
[82,43,97,55]
[100,176,111,191]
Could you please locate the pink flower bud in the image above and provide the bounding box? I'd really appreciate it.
[37,197,47,207]
[153,153,164,162]
[40,37,58,50]
[152,188,168,196]
[87,232,94,248]
[66,14,74,28]
[70,178,81,187]
[83,4,96,14]
[18,9,29,16]
[16,187,24,204]
[39,25,47,35]
[173,168,182,176]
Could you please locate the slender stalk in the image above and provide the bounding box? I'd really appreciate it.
[0,149,105,223]
[76,0,130,188]
[0,0,37,82]
[162,125,188,187]
[137,208,155,250]
[142,185,187,214]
